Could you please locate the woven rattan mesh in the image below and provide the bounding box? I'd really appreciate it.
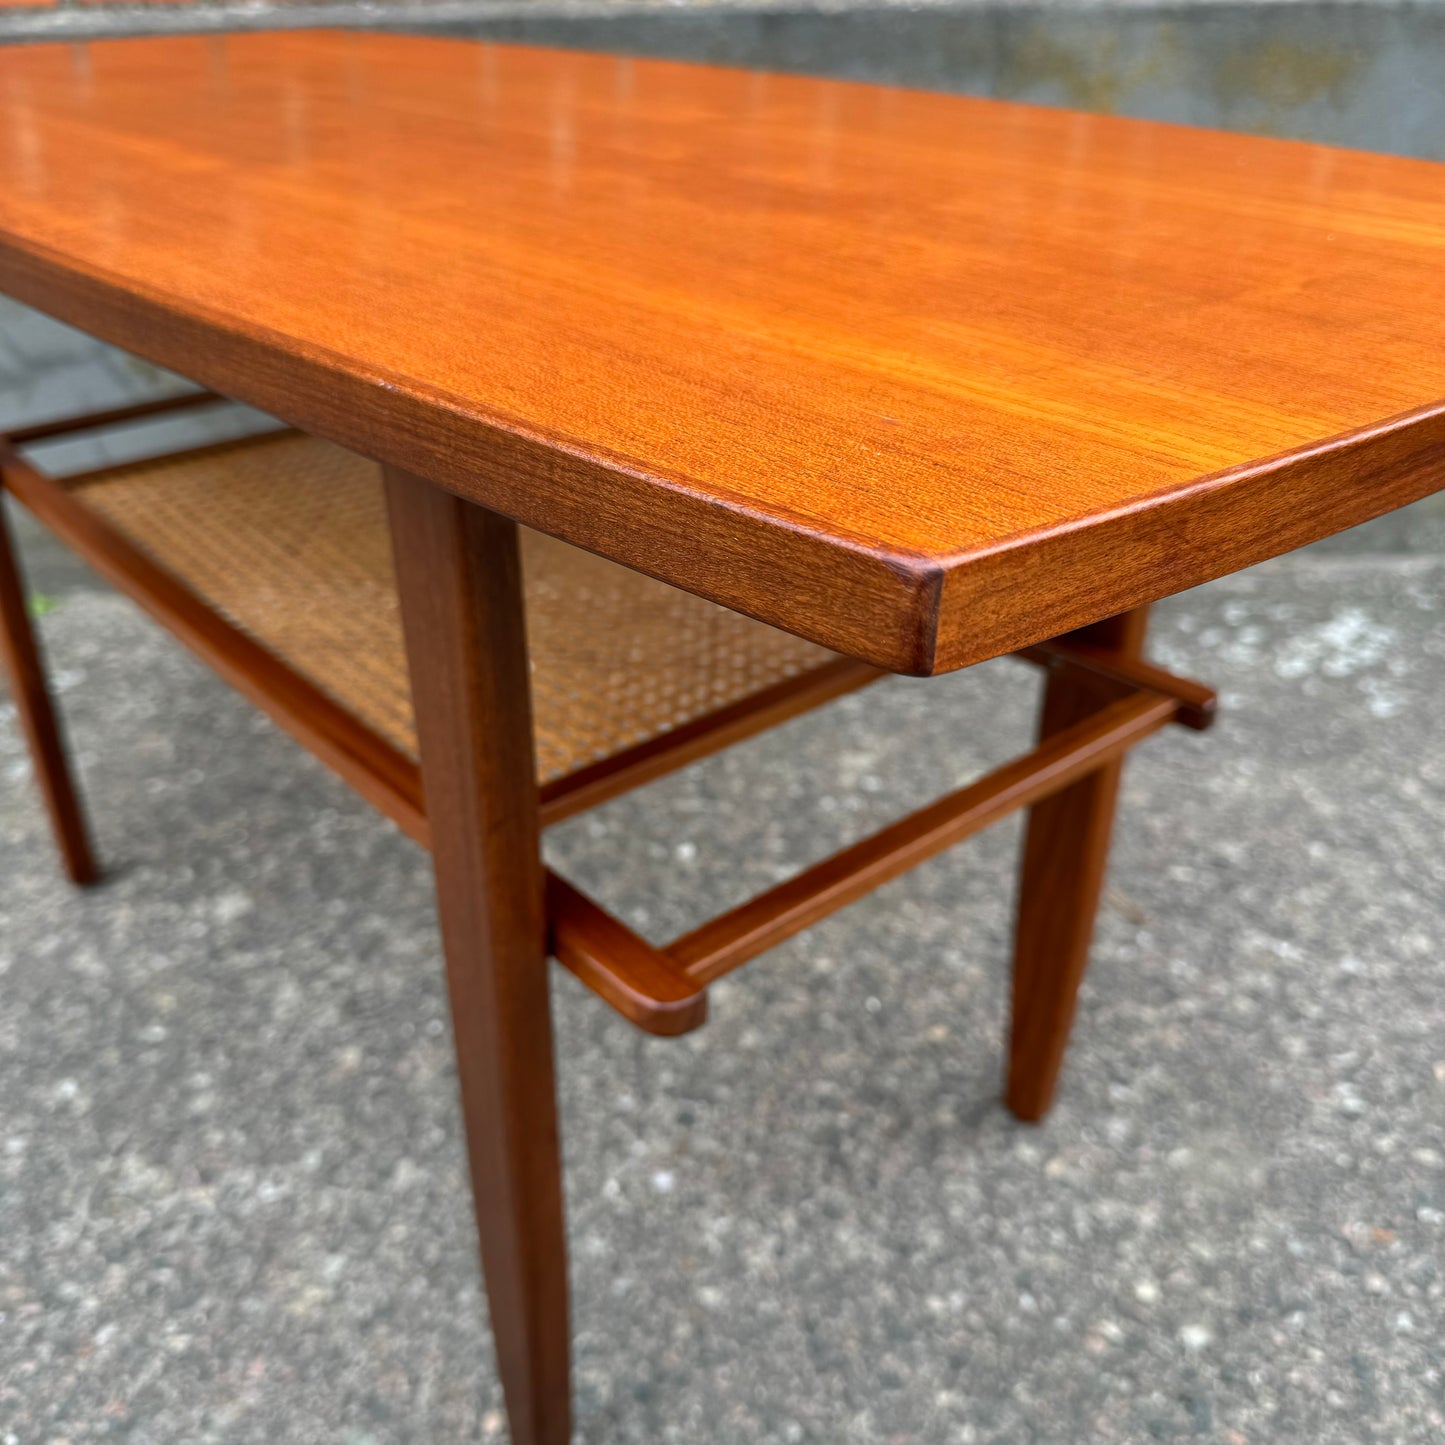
[78,432,839,783]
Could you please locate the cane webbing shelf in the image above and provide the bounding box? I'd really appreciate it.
[1,393,1215,1040]
[1,396,884,843]
[70,429,847,784]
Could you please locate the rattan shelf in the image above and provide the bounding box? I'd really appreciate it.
[71,430,848,785]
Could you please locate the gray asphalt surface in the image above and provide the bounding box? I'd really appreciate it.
[2,500,1442,1443]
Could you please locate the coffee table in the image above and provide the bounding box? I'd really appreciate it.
[1,32,1441,1443]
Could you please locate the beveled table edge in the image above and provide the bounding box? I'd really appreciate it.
[931,401,1445,672]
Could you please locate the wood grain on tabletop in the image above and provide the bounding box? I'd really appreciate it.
[1,32,1443,672]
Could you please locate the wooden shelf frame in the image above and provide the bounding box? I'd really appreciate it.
[2,395,1215,1040]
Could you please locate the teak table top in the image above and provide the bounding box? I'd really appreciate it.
[1,32,1443,673]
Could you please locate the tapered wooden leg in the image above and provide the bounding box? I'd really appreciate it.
[384,467,571,1445]
[1006,607,1149,1122]
[0,486,98,885]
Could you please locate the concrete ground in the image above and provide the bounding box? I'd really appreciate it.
[1,484,1442,1443]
